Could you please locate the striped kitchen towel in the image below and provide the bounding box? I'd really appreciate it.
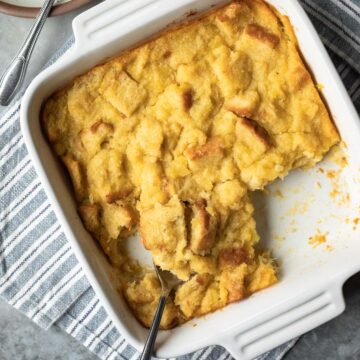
[1,1,359,359]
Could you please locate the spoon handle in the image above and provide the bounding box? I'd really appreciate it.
[0,0,56,106]
[140,295,167,360]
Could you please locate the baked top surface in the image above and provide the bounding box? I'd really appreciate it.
[42,0,339,328]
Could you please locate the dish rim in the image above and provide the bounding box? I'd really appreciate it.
[19,0,360,359]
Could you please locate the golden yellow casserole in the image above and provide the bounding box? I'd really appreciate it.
[42,0,339,329]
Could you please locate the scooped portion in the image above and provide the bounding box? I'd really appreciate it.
[42,0,339,329]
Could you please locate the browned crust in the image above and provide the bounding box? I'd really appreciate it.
[118,205,138,230]
[195,274,209,285]
[290,66,311,92]
[219,247,248,268]
[182,89,193,111]
[244,23,280,48]
[186,137,223,160]
[78,202,100,233]
[227,281,245,303]
[217,2,240,21]
[227,106,253,118]
[105,188,133,204]
[162,50,172,59]
[190,199,217,256]
[226,103,253,118]
[237,117,272,148]
[90,120,114,134]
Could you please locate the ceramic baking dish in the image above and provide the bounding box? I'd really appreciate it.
[20,0,360,359]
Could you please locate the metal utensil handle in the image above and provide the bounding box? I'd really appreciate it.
[0,0,56,106]
[140,295,167,360]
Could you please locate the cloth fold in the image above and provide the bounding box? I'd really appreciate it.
[0,1,359,359]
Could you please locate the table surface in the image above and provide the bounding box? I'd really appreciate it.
[1,6,360,360]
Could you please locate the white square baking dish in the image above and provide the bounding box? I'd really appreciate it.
[20,0,360,359]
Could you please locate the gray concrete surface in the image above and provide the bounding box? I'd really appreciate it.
[0,297,98,360]
[1,5,360,360]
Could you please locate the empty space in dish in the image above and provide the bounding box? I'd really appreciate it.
[253,147,360,280]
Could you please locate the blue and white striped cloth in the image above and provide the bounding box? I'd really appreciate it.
[1,1,359,359]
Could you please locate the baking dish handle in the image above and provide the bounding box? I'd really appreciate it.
[221,284,345,360]
[71,0,178,49]
[71,0,222,50]
[72,0,143,46]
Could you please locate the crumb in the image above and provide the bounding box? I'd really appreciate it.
[329,190,350,207]
[345,217,350,224]
[192,323,197,327]
[340,157,348,167]
[346,193,350,203]
[318,167,324,173]
[326,170,337,179]
[353,217,360,231]
[308,229,328,248]
[274,189,284,198]
[326,168,348,206]
[315,182,322,189]
[329,188,340,199]
[316,219,323,224]
[325,245,334,252]
[274,235,285,241]
[286,201,309,216]
[316,83,324,91]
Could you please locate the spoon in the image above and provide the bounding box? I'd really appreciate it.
[0,0,56,106]
[140,263,182,360]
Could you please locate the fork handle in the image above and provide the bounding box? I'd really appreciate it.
[0,0,56,106]
[140,295,167,360]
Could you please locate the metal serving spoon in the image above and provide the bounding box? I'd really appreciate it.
[140,263,182,360]
[0,0,56,106]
